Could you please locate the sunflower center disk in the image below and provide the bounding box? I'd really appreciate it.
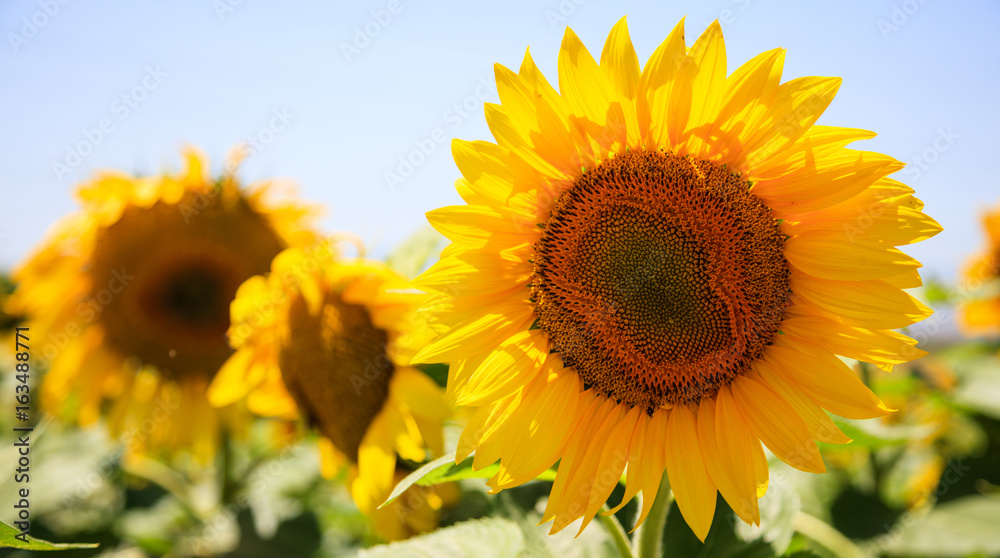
[279,291,393,462]
[92,190,285,378]
[531,150,791,411]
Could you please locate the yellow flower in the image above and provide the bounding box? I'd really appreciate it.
[9,148,316,461]
[960,201,1000,335]
[208,246,455,541]
[412,17,941,540]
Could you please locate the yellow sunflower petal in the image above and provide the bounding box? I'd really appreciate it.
[665,405,717,542]
[750,361,851,445]
[637,17,687,146]
[732,375,826,473]
[456,329,550,406]
[675,20,727,157]
[599,16,641,146]
[785,231,920,281]
[765,344,891,419]
[698,398,759,525]
[559,27,626,153]
[714,386,762,525]
[792,275,932,330]
[495,359,581,488]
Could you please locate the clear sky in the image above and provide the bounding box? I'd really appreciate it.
[2,0,997,282]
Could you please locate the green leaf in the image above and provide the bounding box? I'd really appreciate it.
[952,360,1000,420]
[825,419,932,449]
[382,453,458,507]
[0,521,99,551]
[880,495,1000,556]
[356,518,525,558]
[385,226,445,278]
[382,451,556,507]
[419,457,556,487]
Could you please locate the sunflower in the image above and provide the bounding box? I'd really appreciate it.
[207,246,456,541]
[412,17,941,540]
[8,148,316,461]
[959,201,1000,335]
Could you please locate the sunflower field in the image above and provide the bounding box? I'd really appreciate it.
[2,1,999,557]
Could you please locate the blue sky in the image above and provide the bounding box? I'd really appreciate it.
[1,0,997,282]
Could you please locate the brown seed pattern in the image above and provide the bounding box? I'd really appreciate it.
[531,149,791,411]
[92,191,285,378]
[279,290,393,462]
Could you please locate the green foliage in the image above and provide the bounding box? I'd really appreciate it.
[0,521,98,551]
[386,226,445,278]
[881,496,1000,557]
[384,451,557,507]
[356,518,525,558]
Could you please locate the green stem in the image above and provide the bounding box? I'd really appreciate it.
[599,505,634,558]
[792,511,866,558]
[219,430,235,503]
[634,470,673,558]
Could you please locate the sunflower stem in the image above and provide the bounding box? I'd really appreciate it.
[792,511,866,558]
[634,470,672,558]
[219,430,236,504]
[599,505,634,558]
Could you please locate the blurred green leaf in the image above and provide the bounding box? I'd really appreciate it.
[0,521,98,551]
[827,419,933,450]
[494,492,618,558]
[418,363,449,388]
[418,457,555,487]
[881,448,941,509]
[385,226,445,279]
[882,495,1000,556]
[953,365,1000,420]
[384,451,556,507]
[356,518,525,558]
[382,453,457,506]
[921,277,952,304]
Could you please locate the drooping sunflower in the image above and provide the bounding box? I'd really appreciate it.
[208,246,456,541]
[412,17,941,540]
[8,148,316,461]
[959,201,1000,335]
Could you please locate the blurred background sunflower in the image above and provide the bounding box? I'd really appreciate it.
[6,148,316,462]
[208,245,457,542]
